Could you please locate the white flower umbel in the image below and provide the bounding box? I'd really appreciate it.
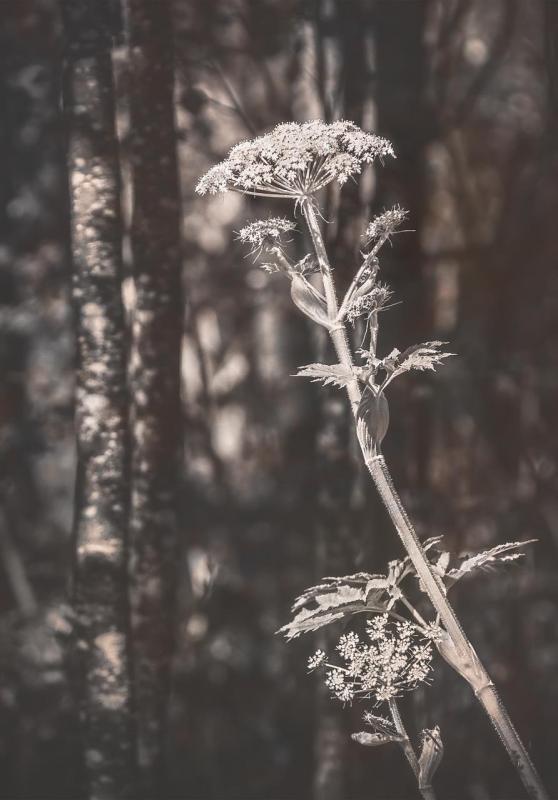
[237,217,296,256]
[196,120,394,199]
[316,615,433,706]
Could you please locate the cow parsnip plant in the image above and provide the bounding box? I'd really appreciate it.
[197,121,548,800]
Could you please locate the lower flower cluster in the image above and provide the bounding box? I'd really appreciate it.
[308,614,434,705]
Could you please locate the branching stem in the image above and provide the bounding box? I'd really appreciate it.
[301,199,548,800]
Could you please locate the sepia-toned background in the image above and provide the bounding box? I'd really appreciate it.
[1,1,558,798]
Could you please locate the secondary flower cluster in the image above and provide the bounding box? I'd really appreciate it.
[196,120,394,199]
[237,217,295,256]
[346,283,393,323]
[363,205,408,247]
[308,615,434,705]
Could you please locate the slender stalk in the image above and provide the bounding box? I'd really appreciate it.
[301,199,549,800]
[388,700,436,800]
[302,200,360,415]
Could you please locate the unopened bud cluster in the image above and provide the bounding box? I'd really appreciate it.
[363,205,408,247]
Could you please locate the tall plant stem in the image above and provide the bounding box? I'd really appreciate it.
[302,199,548,800]
[388,700,436,800]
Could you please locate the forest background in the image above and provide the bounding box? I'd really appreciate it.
[1,1,558,798]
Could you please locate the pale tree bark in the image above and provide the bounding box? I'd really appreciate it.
[123,1,183,795]
[62,1,135,798]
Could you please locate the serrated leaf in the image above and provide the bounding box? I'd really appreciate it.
[279,585,368,639]
[322,572,381,585]
[278,608,348,639]
[281,575,391,639]
[365,577,389,591]
[446,540,536,585]
[379,342,453,386]
[315,585,365,610]
[351,731,403,747]
[397,341,453,372]
[291,573,381,612]
[297,362,355,389]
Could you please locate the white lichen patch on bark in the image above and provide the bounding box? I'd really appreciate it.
[77,539,123,562]
[82,302,108,342]
[92,631,128,710]
[95,631,126,673]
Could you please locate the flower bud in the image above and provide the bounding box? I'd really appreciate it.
[357,386,389,450]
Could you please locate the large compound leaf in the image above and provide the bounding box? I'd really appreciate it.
[279,575,391,640]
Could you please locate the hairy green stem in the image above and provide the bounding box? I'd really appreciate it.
[301,199,548,800]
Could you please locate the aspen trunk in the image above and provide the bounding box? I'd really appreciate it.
[62,1,135,797]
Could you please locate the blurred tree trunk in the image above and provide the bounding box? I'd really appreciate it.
[62,1,136,797]
[123,0,183,795]
[0,3,78,795]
